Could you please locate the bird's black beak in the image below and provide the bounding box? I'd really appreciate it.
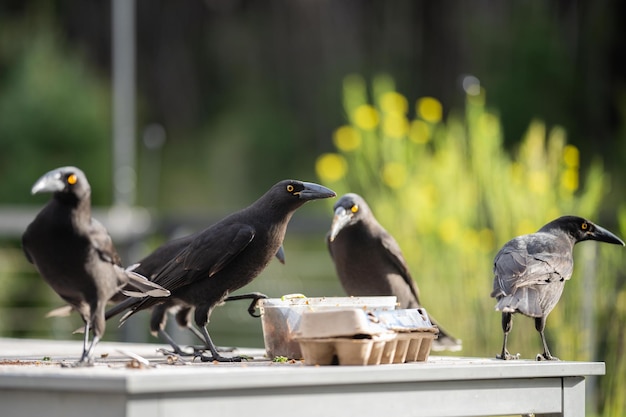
[31,170,65,195]
[588,224,625,246]
[297,182,336,201]
[329,206,352,242]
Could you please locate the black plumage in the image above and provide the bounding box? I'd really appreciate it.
[22,166,170,365]
[327,193,462,351]
[109,180,335,361]
[491,215,624,360]
[107,232,280,353]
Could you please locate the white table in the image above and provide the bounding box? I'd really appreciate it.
[0,338,604,417]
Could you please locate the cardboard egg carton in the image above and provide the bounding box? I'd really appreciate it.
[259,296,398,359]
[294,308,439,366]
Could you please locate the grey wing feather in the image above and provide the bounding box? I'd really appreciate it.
[492,238,573,317]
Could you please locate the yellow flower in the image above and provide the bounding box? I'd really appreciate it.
[333,126,361,152]
[417,97,443,123]
[315,153,347,182]
[383,114,409,138]
[382,162,407,189]
[380,92,408,114]
[353,105,379,130]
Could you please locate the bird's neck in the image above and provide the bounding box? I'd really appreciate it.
[54,191,92,225]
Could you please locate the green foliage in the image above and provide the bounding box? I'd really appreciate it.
[316,74,623,415]
[0,24,111,205]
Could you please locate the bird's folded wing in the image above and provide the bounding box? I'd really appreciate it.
[380,231,421,302]
[494,249,572,294]
[149,223,256,291]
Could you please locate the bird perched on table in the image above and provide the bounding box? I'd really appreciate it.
[107,180,336,362]
[22,166,170,366]
[491,215,624,361]
[327,193,462,351]
[105,232,282,354]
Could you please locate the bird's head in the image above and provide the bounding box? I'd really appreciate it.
[542,215,625,246]
[268,180,336,206]
[328,193,370,242]
[31,166,91,202]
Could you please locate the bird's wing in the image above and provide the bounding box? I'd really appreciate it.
[493,243,573,296]
[379,230,421,302]
[149,223,256,291]
[88,218,123,267]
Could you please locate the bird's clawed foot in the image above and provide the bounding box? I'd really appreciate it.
[157,347,195,357]
[496,350,520,360]
[198,352,248,363]
[536,352,559,361]
[157,345,214,357]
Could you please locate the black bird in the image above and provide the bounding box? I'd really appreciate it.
[327,193,462,351]
[106,232,282,354]
[108,180,335,362]
[491,215,624,361]
[22,166,170,365]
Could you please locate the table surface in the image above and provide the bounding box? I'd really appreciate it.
[0,337,605,417]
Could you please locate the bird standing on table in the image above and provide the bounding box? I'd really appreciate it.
[105,232,280,354]
[327,193,462,351]
[109,180,336,362]
[491,215,624,361]
[22,166,170,366]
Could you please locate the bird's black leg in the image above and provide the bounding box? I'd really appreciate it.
[83,334,100,365]
[535,316,559,361]
[223,292,268,318]
[496,312,519,360]
[65,321,95,367]
[156,329,197,356]
[79,321,90,363]
[183,325,236,353]
[198,326,244,362]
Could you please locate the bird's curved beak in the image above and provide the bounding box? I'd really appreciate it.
[588,224,625,246]
[329,206,352,242]
[275,245,286,264]
[297,182,336,201]
[31,170,64,195]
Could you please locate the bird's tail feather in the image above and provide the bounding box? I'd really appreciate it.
[114,265,170,298]
[494,288,542,317]
[45,305,74,318]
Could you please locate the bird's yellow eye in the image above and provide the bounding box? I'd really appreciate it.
[581,222,588,230]
[351,204,359,213]
[67,174,78,185]
[287,184,294,193]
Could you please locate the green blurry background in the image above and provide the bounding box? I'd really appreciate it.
[1,1,626,415]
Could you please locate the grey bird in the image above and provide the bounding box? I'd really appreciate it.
[22,166,170,365]
[107,180,336,362]
[491,215,624,360]
[327,193,462,351]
